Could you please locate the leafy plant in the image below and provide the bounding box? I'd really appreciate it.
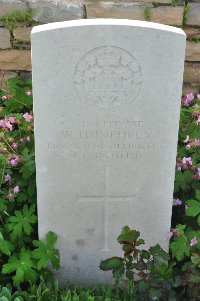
[172,0,181,7]
[1,8,37,32]
[100,226,178,300]
[144,6,151,22]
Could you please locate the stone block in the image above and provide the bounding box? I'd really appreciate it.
[0,70,17,90]
[0,28,11,49]
[182,83,199,96]
[184,62,200,84]
[186,41,200,62]
[86,4,146,20]
[151,6,184,26]
[186,3,200,26]
[0,0,26,19]
[13,27,32,42]
[184,28,200,40]
[0,50,31,71]
[29,1,85,23]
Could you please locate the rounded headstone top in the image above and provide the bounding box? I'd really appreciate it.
[31,19,186,36]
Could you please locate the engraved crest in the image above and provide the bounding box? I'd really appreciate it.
[74,46,142,108]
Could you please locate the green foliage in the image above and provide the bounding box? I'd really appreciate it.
[2,248,37,286]
[144,6,151,21]
[100,226,175,300]
[1,8,37,32]
[33,232,60,270]
[7,204,37,240]
[0,77,60,288]
[171,0,180,7]
[183,4,189,26]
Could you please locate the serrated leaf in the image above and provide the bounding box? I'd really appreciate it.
[0,297,9,301]
[186,200,200,217]
[0,237,14,255]
[100,257,124,271]
[170,236,190,261]
[191,253,200,267]
[149,244,161,256]
[8,204,37,240]
[2,248,37,286]
[33,231,60,270]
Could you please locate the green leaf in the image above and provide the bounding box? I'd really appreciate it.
[149,244,161,256]
[0,297,9,301]
[170,236,190,261]
[8,204,37,240]
[100,257,124,279]
[118,228,140,243]
[33,231,60,270]
[0,287,11,299]
[186,199,200,217]
[0,235,14,255]
[141,250,150,260]
[2,248,37,286]
[191,253,200,267]
[100,257,124,271]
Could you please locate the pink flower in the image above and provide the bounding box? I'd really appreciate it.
[8,116,15,124]
[12,142,18,149]
[26,136,30,142]
[26,90,32,96]
[182,157,192,165]
[23,112,33,123]
[2,95,12,101]
[173,198,182,206]
[4,174,11,183]
[166,230,173,240]
[182,93,194,107]
[0,118,15,131]
[177,166,182,171]
[190,237,197,246]
[186,144,191,149]
[9,155,20,167]
[197,168,200,177]
[197,116,200,125]
[197,94,200,100]
[5,121,13,131]
[13,186,20,194]
[195,139,200,147]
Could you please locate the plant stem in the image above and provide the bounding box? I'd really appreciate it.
[1,134,18,155]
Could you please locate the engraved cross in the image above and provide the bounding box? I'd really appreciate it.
[78,166,135,251]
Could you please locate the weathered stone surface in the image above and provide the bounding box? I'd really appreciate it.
[0,0,26,19]
[182,83,199,96]
[84,0,171,2]
[13,27,32,42]
[184,28,200,40]
[0,28,11,49]
[0,70,17,90]
[186,41,200,62]
[20,71,32,80]
[151,6,184,26]
[29,1,85,23]
[184,62,200,84]
[186,3,200,26]
[32,19,185,285]
[0,50,31,71]
[86,4,146,20]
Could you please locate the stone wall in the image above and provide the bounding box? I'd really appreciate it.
[0,0,200,95]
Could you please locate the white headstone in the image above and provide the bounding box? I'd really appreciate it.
[31,19,186,285]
